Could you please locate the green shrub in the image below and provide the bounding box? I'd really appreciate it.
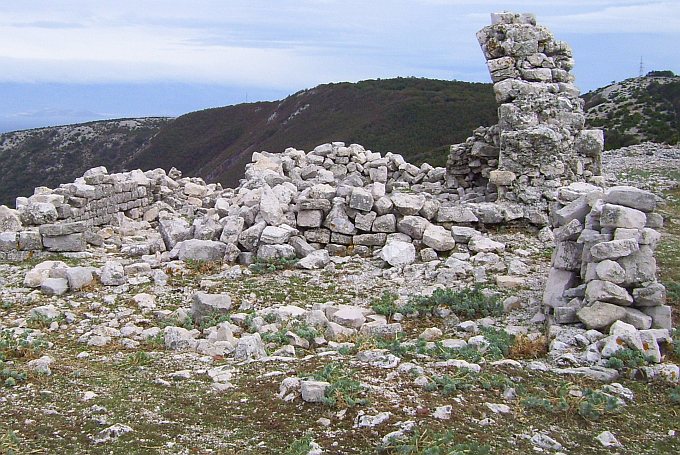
[312,362,367,408]
[284,433,315,455]
[604,348,652,370]
[250,258,298,274]
[371,291,415,321]
[381,429,490,454]
[409,287,502,320]
[578,389,621,420]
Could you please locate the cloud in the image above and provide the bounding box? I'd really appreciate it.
[0,0,677,91]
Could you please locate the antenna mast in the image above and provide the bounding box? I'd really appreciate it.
[639,57,645,77]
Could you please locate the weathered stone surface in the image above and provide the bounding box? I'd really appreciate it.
[39,221,87,236]
[555,197,590,226]
[66,267,94,291]
[42,233,86,252]
[621,307,652,330]
[380,240,416,267]
[331,307,366,329]
[632,283,666,307]
[422,225,455,251]
[397,216,429,240]
[100,261,126,286]
[192,292,232,323]
[372,214,396,233]
[353,233,387,246]
[238,221,266,252]
[296,210,324,228]
[391,192,426,216]
[159,219,191,250]
[349,187,374,211]
[41,277,69,296]
[298,250,331,269]
[468,237,505,253]
[599,204,646,229]
[605,186,656,212]
[260,225,297,245]
[590,239,639,261]
[164,326,199,350]
[234,333,267,360]
[20,203,58,225]
[585,280,633,306]
[24,261,68,287]
[219,216,245,244]
[257,244,296,261]
[552,241,582,271]
[640,305,672,330]
[436,206,478,223]
[177,240,227,262]
[300,380,330,403]
[618,247,656,287]
[324,203,356,235]
[595,260,626,284]
[259,185,284,225]
[576,301,627,330]
[0,205,22,232]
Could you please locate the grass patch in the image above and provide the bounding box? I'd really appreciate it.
[381,429,490,455]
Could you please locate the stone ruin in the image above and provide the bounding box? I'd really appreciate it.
[447,12,604,224]
[0,13,672,334]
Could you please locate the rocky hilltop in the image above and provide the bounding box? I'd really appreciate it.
[0,12,678,455]
[584,72,680,149]
[0,117,171,206]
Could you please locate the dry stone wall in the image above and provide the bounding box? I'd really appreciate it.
[543,183,670,332]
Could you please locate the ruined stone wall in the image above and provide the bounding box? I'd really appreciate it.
[543,183,670,331]
[448,12,604,214]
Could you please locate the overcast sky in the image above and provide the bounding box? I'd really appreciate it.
[1,0,678,132]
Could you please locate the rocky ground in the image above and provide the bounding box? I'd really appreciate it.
[1,143,679,454]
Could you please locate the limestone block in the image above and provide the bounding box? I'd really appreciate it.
[600,204,646,229]
[297,210,324,228]
[552,241,582,271]
[43,233,86,252]
[256,244,296,261]
[605,186,656,212]
[349,187,374,212]
[0,205,22,232]
[585,280,633,306]
[391,192,426,216]
[422,225,455,251]
[632,282,666,307]
[260,225,297,245]
[397,216,430,240]
[380,240,416,267]
[436,206,478,223]
[177,240,228,262]
[372,214,396,233]
[298,250,331,269]
[595,260,625,284]
[590,239,639,261]
[353,233,387,246]
[640,305,672,330]
[354,212,377,231]
[191,292,233,323]
[576,301,627,330]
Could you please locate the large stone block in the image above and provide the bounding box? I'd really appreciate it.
[599,204,646,229]
[576,301,627,330]
[542,268,578,308]
[585,280,633,306]
[590,239,639,261]
[42,233,86,252]
[605,186,656,212]
[177,240,228,262]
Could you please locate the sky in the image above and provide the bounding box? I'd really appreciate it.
[0,0,678,132]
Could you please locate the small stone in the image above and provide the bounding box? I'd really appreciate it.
[300,380,330,403]
[595,431,622,448]
[418,327,443,341]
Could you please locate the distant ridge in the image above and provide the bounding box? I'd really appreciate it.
[0,78,497,204]
[584,71,680,149]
